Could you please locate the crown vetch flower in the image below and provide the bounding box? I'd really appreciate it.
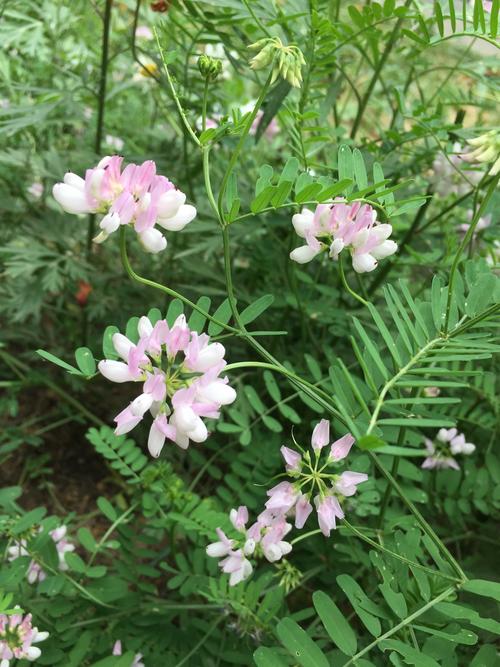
[290,201,397,273]
[52,156,196,253]
[7,525,75,584]
[0,608,48,664]
[421,427,476,470]
[266,422,367,536]
[98,314,236,457]
[206,506,293,585]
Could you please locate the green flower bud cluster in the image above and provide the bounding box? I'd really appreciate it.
[248,37,305,88]
[198,54,223,82]
[274,559,303,594]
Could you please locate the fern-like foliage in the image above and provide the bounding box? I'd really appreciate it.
[325,260,500,445]
[85,426,148,480]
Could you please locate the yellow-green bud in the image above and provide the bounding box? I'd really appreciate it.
[198,54,223,81]
[247,37,305,88]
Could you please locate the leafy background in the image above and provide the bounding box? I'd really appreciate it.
[0,0,499,665]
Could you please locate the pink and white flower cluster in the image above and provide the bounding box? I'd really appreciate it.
[207,420,367,585]
[7,525,74,584]
[422,427,476,471]
[98,314,236,457]
[52,156,196,253]
[206,506,292,586]
[290,201,397,273]
[0,608,48,665]
[268,420,368,536]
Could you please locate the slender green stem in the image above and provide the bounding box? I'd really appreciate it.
[87,0,113,256]
[154,27,201,148]
[370,186,433,294]
[242,0,273,37]
[430,32,499,50]
[341,586,457,666]
[202,146,219,219]
[369,451,467,582]
[83,0,113,344]
[88,502,138,567]
[342,519,460,583]
[339,254,369,307]
[366,338,440,434]
[291,529,322,545]
[350,0,411,139]
[444,175,499,332]
[224,361,342,417]
[175,618,223,667]
[119,227,238,333]
[450,303,500,338]
[201,78,209,132]
[217,72,273,221]
[377,447,401,528]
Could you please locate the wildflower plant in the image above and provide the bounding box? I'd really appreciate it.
[1,1,500,666]
[98,313,236,456]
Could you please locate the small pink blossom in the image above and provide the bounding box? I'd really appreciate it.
[280,446,302,472]
[0,607,48,664]
[219,550,253,586]
[295,494,313,529]
[333,471,369,497]
[315,495,344,537]
[311,419,330,452]
[230,506,249,532]
[265,481,298,513]
[329,433,355,462]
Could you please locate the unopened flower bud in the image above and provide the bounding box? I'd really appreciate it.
[250,42,276,70]
[198,54,223,81]
[248,36,305,88]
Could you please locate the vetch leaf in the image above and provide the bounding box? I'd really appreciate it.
[208,299,233,336]
[253,647,289,667]
[276,617,329,667]
[102,325,119,360]
[463,579,500,603]
[36,350,82,376]
[75,347,96,376]
[240,294,274,325]
[313,590,357,656]
[188,296,212,333]
[353,148,368,190]
[166,299,184,326]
